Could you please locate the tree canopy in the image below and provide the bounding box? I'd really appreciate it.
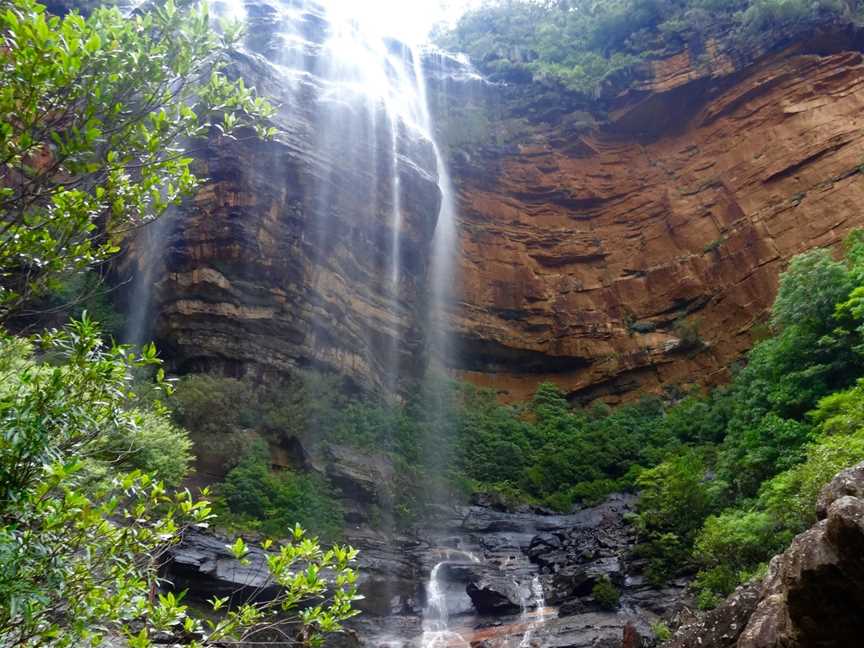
[0,0,275,318]
[436,0,864,94]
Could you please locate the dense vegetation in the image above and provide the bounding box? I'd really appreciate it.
[0,1,358,646]
[169,369,676,528]
[436,0,864,94]
[4,1,863,641]
[175,231,864,608]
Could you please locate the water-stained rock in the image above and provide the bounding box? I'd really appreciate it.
[466,581,523,615]
[118,0,462,394]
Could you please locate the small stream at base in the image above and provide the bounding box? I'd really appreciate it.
[417,549,549,648]
[420,550,478,648]
[517,575,546,648]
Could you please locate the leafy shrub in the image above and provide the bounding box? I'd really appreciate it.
[0,324,358,644]
[217,440,345,542]
[100,408,193,486]
[772,248,851,331]
[739,0,849,36]
[592,577,621,610]
[673,318,704,351]
[759,425,864,531]
[636,452,712,583]
[651,621,673,641]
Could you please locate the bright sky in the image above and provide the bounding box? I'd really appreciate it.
[329,0,483,42]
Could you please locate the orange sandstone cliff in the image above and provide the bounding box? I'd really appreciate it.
[122,13,864,404]
[446,36,864,402]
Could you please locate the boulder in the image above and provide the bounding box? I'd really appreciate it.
[466,580,523,615]
[669,460,864,648]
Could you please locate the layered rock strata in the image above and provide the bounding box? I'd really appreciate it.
[118,1,444,392]
[120,6,864,403]
[444,32,864,401]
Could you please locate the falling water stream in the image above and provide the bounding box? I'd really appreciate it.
[119,1,551,645]
[517,575,547,648]
[123,0,460,381]
[421,550,479,648]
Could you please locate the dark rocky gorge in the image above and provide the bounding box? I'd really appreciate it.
[168,488,685,647]
[165,458,864,647]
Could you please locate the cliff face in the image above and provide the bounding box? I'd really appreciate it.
[119,2,444,391]
[447,33,864,402]
[123,7,864,402]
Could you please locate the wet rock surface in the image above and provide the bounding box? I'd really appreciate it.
[167,493,688,647]
[118,0,477,393]
[668,460,864,648]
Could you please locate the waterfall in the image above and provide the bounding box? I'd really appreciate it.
[122,208,175,346]
[250,0,456,394]
[120,0,462,391]
[517,575,547,648]
[421,550,478,648]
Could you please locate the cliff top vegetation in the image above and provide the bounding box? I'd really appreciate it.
[435,0,864,94]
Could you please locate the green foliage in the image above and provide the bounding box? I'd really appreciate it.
[8,270,127,338]
[692,510,782,595]
[217,440,345,543]
[0,318,359,647]
[0,2,359,645]
[172,371,682,519]
[636,451,711,583]
[760,414,864,530]
[99,408,193,487]
[591,577,621,610]
[436,0,861,95]
[632,231,864,605]
[0,0,275,318]
[673,317,704,352]
[771,249,851,331]
[651,621,672,642]
[739,0,852,36]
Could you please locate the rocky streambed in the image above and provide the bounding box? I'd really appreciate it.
[168,494,689,647]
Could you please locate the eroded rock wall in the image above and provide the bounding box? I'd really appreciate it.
[122,8,864,403]
[118,2,443,392]
[447,40,864,402]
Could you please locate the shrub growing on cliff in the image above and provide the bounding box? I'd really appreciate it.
[632,230,864,604]
[591,577,621,610]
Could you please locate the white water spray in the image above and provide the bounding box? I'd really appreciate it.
[517,575,547,648]
[421,549,479,648]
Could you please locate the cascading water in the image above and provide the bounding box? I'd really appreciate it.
[257,0,458,392]
[421,549,479,648]
[122,209,175,346]
[517,575,547,648]
[122,0,460,390]
[121,1,483,644]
